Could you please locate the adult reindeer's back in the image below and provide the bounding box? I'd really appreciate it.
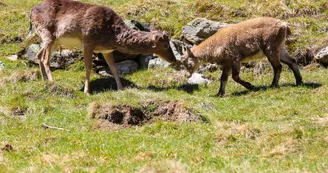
[30,0,177,94]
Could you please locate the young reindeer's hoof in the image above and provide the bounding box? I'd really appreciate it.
[296,80,304,86]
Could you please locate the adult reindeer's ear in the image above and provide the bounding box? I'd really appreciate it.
[162,31,169,40]
[152,34,160,48]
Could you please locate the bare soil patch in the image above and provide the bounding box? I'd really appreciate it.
[88,100,204,130]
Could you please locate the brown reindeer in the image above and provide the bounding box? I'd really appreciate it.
[181,17,303,96]
[29,0,177,94]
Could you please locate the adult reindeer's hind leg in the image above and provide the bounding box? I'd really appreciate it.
[36,47,47,79]
[41,42,55,81]
[38,31,56,81]
[103,52,123,90]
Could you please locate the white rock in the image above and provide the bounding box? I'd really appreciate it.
[187,73,211,84]
[315,47,328,64]
[7,55,18,61]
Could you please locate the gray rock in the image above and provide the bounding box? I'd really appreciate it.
[98,60,139,77]
[124,20,154,32]
[50,50,80,69]
[137,54,153,69]
[183,18,230,44]
[188,73,211,84]
[22,44,80,69]
[170,39,189,61]
[0,61,4,71]
[148,57,170,69]
[117,60,139,74]
[315,47,328,64]
[23,44,41,63]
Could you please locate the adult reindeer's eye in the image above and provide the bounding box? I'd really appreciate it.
[164,44,170,49]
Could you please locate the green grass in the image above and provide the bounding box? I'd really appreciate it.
[1,0,328,172]
[1,57,328,172]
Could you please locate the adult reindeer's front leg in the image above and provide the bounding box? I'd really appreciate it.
[83,47,93,94]
[103,52,123,90]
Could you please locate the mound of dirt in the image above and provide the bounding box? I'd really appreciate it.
[89,103,148,127]
[88,100,204,130]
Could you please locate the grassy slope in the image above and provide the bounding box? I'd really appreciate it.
[1,0,328,172]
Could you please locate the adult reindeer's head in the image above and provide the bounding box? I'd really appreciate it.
[150,31,177,64]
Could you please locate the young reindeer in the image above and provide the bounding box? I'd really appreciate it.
[181,17,303,97]
[30,0,177,94]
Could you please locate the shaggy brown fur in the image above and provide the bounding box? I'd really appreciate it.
[30,0,177,94]
[181,17,303,96]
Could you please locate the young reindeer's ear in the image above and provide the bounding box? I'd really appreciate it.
[162,31,169,40]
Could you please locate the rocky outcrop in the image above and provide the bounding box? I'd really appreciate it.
[182,18,230,44]
[315,47,328,66]
[98,60,139,77]
[21,44,80,69]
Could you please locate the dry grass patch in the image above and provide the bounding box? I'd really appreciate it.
[40,152,102,172]
[89,100,204,130]
[311,114,328,126]
[138,159,188,173]
[4,69,40,83]
[215,121,261,143]
[265,138,298,158]
[43,82,76,98]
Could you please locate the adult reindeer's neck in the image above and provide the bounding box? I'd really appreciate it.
[115,28,154,54]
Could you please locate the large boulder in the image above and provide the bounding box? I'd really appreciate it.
[182,18,230,44]
[98,60,139,77]
[22,44,80,69]
[315,47,328,65]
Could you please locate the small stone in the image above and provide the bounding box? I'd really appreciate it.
[188,73,211,84]
[7,55,18,61]
[0,61,4,71]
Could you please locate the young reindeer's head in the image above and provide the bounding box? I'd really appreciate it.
[150,31,178,64]
[181,46,200,77]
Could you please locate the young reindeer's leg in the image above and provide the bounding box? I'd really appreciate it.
[231,60,255,90]
[265,49,283,87]
[83,46,93,94]
[217,65,231,97]
[280,48,303,85]
[103,52,123,90]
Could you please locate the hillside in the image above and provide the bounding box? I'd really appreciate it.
[1,0,328,172]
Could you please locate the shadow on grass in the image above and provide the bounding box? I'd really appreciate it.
[231,82,322,96]
[81,77,138,94]
[146,84,200,94]
[82,76,200,94]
